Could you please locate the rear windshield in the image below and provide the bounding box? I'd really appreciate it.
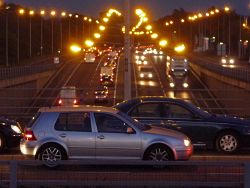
[26,112,41,128]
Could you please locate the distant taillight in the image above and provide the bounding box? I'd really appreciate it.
[58,99,62,105]
[73,99,77,104]
[24,129,37,141]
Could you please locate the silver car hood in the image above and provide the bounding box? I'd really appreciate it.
[143,125,187,139]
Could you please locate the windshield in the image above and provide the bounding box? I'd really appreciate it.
[118,111,150,131]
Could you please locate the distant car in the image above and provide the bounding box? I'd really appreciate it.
[94,90,108,103]
[138,66,154,79]
[0,117,23,152]
[20,105,192,167]
[100,75,113,86]
[221,56,235,65]
[114,97,250,153]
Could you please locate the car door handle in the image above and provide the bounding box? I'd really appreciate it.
[97,135,105,139]
[59,133,67,138]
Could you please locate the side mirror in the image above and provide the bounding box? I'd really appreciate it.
[127,127,135,134]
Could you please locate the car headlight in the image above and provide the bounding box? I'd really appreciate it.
[184,139,191,147]
[170,82,175,88]
[229,59,234,64]
[11,125,22,134]
[183,83,189,88]
[148,73,153,78]
[221,59,227,64]
[140,73,144,78]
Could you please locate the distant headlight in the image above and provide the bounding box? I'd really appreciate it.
[143,61,148,65]
[184,139,191,147]
[229,59,235,64]
[221,58,227,64]
[183,83,189,88]
[11,125,22,134]
[140,73,144,78]
[148,73,153,78]
[170,82,175,88]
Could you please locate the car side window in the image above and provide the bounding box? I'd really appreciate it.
[130,103,161,117]
[94,113,130,133]
[163,104,193,119]
[55,112,91,132]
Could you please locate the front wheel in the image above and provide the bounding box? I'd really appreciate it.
[216,131,239,153]
[38,144,66,168]
[145,145,173,161]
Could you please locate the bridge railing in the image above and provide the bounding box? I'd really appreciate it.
[0,64,58,80]
[0,160,248,188]
[190,56,250,82]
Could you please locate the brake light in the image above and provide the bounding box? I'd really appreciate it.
[73,99,77,104]
[58,99,62,105]
[24,129,37,141]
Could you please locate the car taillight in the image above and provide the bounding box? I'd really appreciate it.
[58,99,62,105]
[24,129,37,141]
[73,99,77,104]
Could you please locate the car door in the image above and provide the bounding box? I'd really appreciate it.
[161,103,217,148]
[93,112,141,159]
[54,112,95,159]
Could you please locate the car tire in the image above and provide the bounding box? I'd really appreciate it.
[38,144,66,168]
[0,133,6,153]
[216,131,239,153]
[145,145,173,161]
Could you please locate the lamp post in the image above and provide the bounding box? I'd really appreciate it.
[5,6,10,66]
[29,10,34,58]
[224,6,230,55]
[124,0,131,100]
[60,12,66,53]
[68,14,72,42]
[75,14,79,39]
[40,10,45,56]
[50,10,56,54]
[17,9,25,64]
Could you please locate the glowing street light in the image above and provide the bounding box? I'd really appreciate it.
[94,33,101,39]
[85,39,94,47]
[174,44,185,52]
[224,6,230,12]
[151,33,158,39]
[70,45,81,53]
[135,9,143,16]
[146,25,152,30]
[103,17,109,22]
[99,25,106,31]
[159,39,168,47]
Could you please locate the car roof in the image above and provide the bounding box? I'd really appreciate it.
[39,105,118,113]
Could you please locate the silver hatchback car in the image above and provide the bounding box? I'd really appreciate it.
[20,105,193,167]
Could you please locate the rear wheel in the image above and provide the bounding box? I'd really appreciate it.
[0,133,5,153]
[38,144,66,168]
[216,131,239,153]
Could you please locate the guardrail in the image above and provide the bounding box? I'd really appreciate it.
[0,64,58,80]
[0,160,248,188]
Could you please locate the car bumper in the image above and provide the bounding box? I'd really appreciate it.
[175,146,193,160]
[20,139,37,157]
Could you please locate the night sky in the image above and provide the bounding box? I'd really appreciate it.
[4,0,250,19]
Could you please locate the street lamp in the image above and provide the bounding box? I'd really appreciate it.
[5,6,10,66]
[29,10,34,58]
[50,10,56,54]
[68,14,72,41]
[224,6,231,55]
[17,9,25,64]
[60,12,66,53]
[40,10,45,56]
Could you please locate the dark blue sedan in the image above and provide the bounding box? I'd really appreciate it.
[114,97,250,153]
